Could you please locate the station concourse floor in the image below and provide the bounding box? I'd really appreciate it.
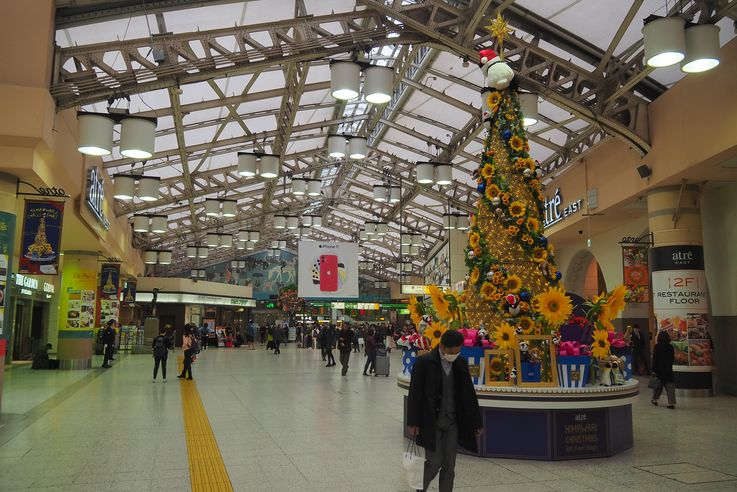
[1,346,737,492]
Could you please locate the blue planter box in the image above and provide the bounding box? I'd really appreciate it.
[557,355,592,387]
[611,347,633,380]
[521,361,541,382]
[460,346,486,385]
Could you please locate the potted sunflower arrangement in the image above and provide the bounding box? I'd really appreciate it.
[583,285,630,382]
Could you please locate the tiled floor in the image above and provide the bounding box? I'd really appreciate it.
[1,345,737,491]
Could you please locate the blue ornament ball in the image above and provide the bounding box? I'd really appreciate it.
[477,182,486,194]
[519,291,530,302]
[502,130,512,140]
[540,236,548,246]
[555,271,562,281]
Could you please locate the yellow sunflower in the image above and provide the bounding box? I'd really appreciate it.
[469,267,480,286]
[518,316,534,334]
[509,135,524,152]
[533,286,573,327]
[521,233,531,243]
[504,274,522,293]
[605,285,627,319]
[469,232,480,249]
[473,246,482,257]
[592,293,610,321]
[408,296,423,326]
[489,357,504,376]
[526,217,540,233]
[487,91,501,109]
[494,322,516,350]
[485,184,501,200]
[518,301,531,313]
[527,237,534,245]
[516,218,525,226]
[470,214,477,227]
[479,282,497,301]
[507,225,519,236]
[501,192,511,205]
[515,158,527,170]
[428,285,451,321]
[481,164,495,180]
[591,329,611,359]
[424,321,448,349]
[598,316,615,332]
[525,158,536,170]
[509,201,526,217]
[492,272,504,285]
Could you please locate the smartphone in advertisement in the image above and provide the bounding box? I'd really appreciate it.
[319,254,339,292]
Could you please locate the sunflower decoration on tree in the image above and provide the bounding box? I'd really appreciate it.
[584,285,628,359]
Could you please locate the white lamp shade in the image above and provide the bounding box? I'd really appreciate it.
[435,164,453,185]
[401,234,411,246]
[403,262,413,272]
[410,245,420,256]
[411,234,422,247]
[186,246,197,258]
[307,180,322,197]
[198,270,206,278]
[113,175,135,201]
[286,216,299,229]
[259,155,280,179]
[191,269,199,277]
[279,240,287,249]
[681,24,720,73]
[246,242,255,250]
[302,216,313,227]
[204,199,220,217]
[274,215,286,229]
[132,215,149,232]
[231,261,238,268]
[158,250,172,265]
[219,235,233,248]
[238,260,246,268]
[348,137,367,159]
[292,178,306,195]
[238,230,250,242]
[237,153,257,177]
[401,244,410,255]
[266,249,274,258]
[389,186,401,203]
[221,200,237,218]
[236,241,245,250]
[416,162,434,184]
[328,135,347,158]
[312,216,322,227]
[364,222,376,235]
[271,240,279,249]
[197,247,209,258]
[376,222,388,236]
[143,250,158,264]
[456,215,470,230]
[249,230,260,242]
[150,215,167,233]
[137,176,160,202]
[330,61,360,100]
[77,114,114,156]
[643,16,686,68]
[206,233,220,247]
[364,65,393,104]
[120,117,156,159]
[359,230,368,241]
[519,92,539,127]
[373,185,388,202]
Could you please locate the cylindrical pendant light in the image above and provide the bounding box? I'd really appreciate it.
[302,216,313,227]
[328,135,347,158]
[376,222,388,236]
[249,230,260,242]
[348,137,367,159]
[312,216,323,227]
[410,245,420,256]
[681,24,720,73]
[286,216,299,230]
[403,262,413,273]
[186,246,197,258]
[259,155,280,179]
[206,233,220,247]
[143,250,158,264]
[401,244,410,255]
[221,200,237,218]
[237,153,257,177]
[359,229,368,241]
[271,240,279,249]
[416,162,434,184]
[266,249,274,258]
[364,65,393,104]
[238,260,246,268]
[132,215,149,233]
[274,215,286,229]
[307,179,322,197]
[197,246,209,258]
[158,250,172,265]
[518,92,539,127]
[238,230,249,242]
[191,269,199,278]
[389,186,401,203]
[401,234,411,246]
[150,215,167,233]
[204,199,221,217]
[373,185,388,202]
[236,241,245,250]
[411,234,422,247]
[364,222,376,236]
[120,117,156,159]
[435,164,453,185]
[246,242,255,250]
[198,269,206,278]
[113,175,135,201]
[292,178,306,195]
[77,114,114,156]
[330,61,360,101]
[278,240,287,249]
[137,176,160,202]
[231,261,238,268]
[219,235,233,248]
[643,16,686,68]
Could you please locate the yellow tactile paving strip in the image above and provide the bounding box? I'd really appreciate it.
[179,359,234,492]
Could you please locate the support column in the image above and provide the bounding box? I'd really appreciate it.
[648,185,713,395]
[0,175,18,413]
[57,253,97,369]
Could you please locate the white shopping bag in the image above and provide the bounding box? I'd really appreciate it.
[402,438,424,490]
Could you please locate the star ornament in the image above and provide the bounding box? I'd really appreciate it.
[487,13,513,55]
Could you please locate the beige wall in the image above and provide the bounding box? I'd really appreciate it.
[0,0,54,88]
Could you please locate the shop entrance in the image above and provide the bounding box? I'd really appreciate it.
[12,301,48,361]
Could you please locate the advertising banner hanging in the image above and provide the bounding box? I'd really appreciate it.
[98,263,121,327]
[0,212,16,336]
[19,200,64,275]
[122,282,136,305]
[621,246,649,303]
[297,241,359,298]
[650,245,712,367]
[59,260,97,331]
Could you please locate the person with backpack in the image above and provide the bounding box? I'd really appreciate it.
[152,327,173,383]
[178,324,196,380]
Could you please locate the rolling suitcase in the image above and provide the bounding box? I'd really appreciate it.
[375,348,390,377]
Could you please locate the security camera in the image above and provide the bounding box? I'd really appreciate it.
[578,230,584,235]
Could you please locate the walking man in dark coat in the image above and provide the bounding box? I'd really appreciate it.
[407,330,483,492]
[337,323,354,376]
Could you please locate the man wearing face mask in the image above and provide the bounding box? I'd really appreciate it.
[406,330,483,492]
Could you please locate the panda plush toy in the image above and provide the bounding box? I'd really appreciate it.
[480,48,514,90]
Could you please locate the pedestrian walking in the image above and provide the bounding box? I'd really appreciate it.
[101,319,117,368]
[323,325,336,367]
[246,320,256,350]
[407,330,483,492]
[178,325,195,380]
[363,328,377,376]
[272,324,285,355]
[651,330,676,409]
[337,323,354,376]
[152,326,172,382]
[200,323,209,351]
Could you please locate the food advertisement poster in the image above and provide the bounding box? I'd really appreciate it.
[19,201,64,275]
[59,259,97,330]
[622,246,649,303]
[650,245,712,366]
[0,212,16,337]
[98,263,120,326]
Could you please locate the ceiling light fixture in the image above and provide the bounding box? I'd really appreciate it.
[416,162,453,185]
[518,92,539,127]
[643,15,686,68]
[348,137,367,160]
[76,112,157,158]
[681,23,720,73]
[237,152,281,179]
[328,135,347,158]
[364,65,394,104]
